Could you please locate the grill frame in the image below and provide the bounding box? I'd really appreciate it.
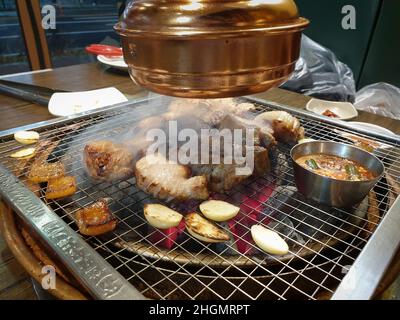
[0,96,399,300]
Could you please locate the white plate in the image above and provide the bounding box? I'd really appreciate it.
[348,122,395,136]
[97,55,128,71]
[306,98,358,120]
[48,87,128,117]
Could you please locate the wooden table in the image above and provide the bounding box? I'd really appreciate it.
[0,63,399,300]
[1,63,400,134]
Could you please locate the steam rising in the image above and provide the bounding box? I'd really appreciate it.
[82,94,265,183]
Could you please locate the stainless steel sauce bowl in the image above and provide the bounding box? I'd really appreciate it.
[290,141,385,208]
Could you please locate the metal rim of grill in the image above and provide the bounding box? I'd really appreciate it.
[0,96,399,300]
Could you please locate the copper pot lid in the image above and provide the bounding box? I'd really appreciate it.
[116,0,308,37]
[115,1,309,98]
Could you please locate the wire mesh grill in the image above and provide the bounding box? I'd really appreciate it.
[0,98,399,300]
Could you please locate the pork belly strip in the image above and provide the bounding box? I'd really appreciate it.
[166,98,256,126]
[255,111,305,143]
[189,145,270,193]
[83,114,165,182]
[135,154,209,201]
[218,114,276,148]
[84,140,136,181]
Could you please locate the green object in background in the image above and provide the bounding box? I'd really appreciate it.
[295,0,382,88]
[359,0,400,88]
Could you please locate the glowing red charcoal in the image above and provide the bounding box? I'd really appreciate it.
[148,219,186,250]
[229,181,276,255]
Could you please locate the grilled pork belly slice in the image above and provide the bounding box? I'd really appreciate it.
[255,111,305,143]
[45,176,77,200]
[166,98,256,126]
[189,145,269,193]
[191,162,250,193]
[75,199,117,236]
[84,140,135,181]
[218,114,276,148]
[252,145,270,176]
[185,113,272,193]
[28,160,65,183]
[135,154,209,201]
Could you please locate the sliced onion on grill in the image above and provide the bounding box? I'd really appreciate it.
[251,225,289,255]
[14,130,40,145]
[199,200,239,222]
[185,213,230,243]
[9,147,36,159]
[144,204,183,229]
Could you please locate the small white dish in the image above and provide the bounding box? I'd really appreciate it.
[48,87,128,117]
[306,98,358,120]
[348,122,395,136]
[97,55,128,71]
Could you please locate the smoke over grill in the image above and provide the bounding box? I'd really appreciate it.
[57,94,314,257]
[81,95,305,202]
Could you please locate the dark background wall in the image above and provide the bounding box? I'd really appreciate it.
[296,0,399,89]
[358,0,400,88]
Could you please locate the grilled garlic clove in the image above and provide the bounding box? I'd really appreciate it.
[14,131,40,145]
[199,200,239,222]
[144,204,183,229]
[9,147,36,159]
[185,212,230,243]
[251,225,289,255]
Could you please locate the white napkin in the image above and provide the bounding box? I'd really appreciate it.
[48,87,128,117]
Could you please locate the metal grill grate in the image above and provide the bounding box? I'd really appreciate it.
[0,97,399,300]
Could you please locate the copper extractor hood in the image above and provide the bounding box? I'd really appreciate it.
[115,0,309,98]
